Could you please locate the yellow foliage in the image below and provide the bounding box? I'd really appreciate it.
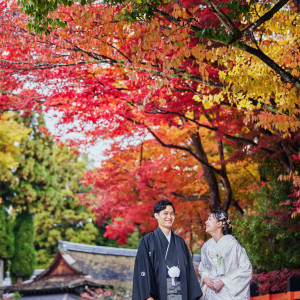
[193,4,300,137]
[0,112,31,181]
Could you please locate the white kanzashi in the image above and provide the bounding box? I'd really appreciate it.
[198,235,252,300]
[219,213,226,220]
[168,266,180,286]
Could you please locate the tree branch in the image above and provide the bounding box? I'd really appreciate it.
[146,107,276,155]
[154,5,300,90]
[235,42,300,90]
[146,126,221,174]
[230,0,290,44]
[171,192,211,202]
[125,117,222,174]
[107,159,130,172]
[204,0,242,37]
[232,198,244,214]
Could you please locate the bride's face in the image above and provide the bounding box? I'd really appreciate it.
[205,214,222,234]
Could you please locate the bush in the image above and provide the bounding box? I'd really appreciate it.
[252,269,300,294]
[234,179,300,272]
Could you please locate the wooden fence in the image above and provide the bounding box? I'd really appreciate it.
[251,291,300,300]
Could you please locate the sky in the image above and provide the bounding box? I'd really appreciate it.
[44,110,148,167]
[44,110,111,167]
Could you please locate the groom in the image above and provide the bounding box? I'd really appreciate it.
[132,200,202,300]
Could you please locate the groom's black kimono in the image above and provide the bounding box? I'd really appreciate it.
[132,227,202,300]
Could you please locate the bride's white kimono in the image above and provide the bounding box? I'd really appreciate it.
[198,234,252,300]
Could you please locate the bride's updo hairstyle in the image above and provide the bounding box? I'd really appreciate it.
[209,210,232,235]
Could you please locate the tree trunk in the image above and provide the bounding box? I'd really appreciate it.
[190,132,222,210]
[17,276,22,285]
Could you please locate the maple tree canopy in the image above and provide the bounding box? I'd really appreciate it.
[0,0,299,242]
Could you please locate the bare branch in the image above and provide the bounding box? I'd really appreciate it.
[171,192,211,202]
[204,0,241,37]
[107,159,129,172]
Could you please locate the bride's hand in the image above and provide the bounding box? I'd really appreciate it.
[203,277,215,290]
[213,280,224,293]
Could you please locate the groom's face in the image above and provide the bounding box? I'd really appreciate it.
[155,205,175,229]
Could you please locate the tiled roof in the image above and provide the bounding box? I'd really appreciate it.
[58,242,136,287]
[1,240,201,297]
[57,241,201,287]
[59,241,138,257]
[58,240,201,262]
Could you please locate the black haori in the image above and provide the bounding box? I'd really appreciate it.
[132,227,202,300]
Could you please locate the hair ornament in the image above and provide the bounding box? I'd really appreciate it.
[209,210,233,235]
[219,213,226,220]
[219,213,232,230]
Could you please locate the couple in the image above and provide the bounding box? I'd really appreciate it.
[132,200,253,300]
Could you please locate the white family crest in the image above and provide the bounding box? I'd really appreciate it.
[167,266,180,286]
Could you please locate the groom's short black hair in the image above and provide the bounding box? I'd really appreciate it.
[154,200,175,214]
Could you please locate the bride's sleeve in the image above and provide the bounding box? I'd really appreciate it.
[198,243,210,285]
[220,243,253,297]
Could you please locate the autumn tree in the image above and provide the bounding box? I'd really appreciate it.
[81,137,259,245]
[0,1,264,211]
[0,0,299,241]
[0,113,61,212]
[0,112,31,183]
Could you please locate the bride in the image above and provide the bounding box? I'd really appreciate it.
[198,210,253,300]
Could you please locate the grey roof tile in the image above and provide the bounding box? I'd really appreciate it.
[59,241,137,257]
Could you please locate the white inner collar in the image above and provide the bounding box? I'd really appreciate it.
[164,231,171,243]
